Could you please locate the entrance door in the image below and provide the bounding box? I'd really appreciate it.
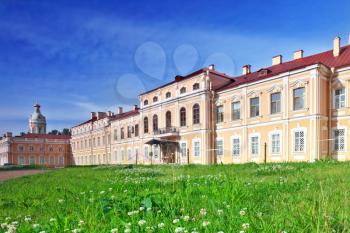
[164,143,176,163]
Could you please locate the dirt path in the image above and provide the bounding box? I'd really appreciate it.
[0,169,48,181]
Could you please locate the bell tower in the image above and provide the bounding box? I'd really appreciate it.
[29,103,47,134]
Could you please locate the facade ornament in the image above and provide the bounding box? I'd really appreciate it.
[266,84,283,93]
[289,80,308,88]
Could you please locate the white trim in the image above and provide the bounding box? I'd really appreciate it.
[192,138,201,158]
[179,140,188,162]
[230,135,241,159]
[291,127,307,158]
[331,126,347,153]
[215,137,224,162]
[268,130,282,157]
[249,133,261,160]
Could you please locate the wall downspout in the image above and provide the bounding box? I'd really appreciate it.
[328,67,335,158]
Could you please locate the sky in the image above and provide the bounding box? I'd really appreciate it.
[0,0,350,135]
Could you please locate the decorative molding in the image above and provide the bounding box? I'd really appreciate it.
[266,84,283,93]
[231,95,241,101]
[289,80,308,88]
[247,90,261,98]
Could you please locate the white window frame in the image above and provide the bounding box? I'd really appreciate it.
[333,88,346,109]
[192,139,201,157]
[39,155,45,165]
[291,127,307,154]
[29,155,35,165]
[249,133,260,158]
[231,135,241,158]
[215,138,224,158]
[114,150,118,161]
[269,130,281,156]
[332,127,346,152]
[153,145,159,159]
[144,145,149,161]
[127,148,132,161]
[120,149,124,161]
[179,141,187,158]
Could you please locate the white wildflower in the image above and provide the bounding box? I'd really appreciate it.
[158,223,165,228]
[202,221,210,227]
[183,215,190,222]
[239,209,246,216]
[58,199,64,204]
[138,220,146,226]
[32,223,40,228]
[124,228,131,233]
[175,227,185,233]
[242,223,250,229]
[173,219,180,224]
[111,228,118,233]
[200,208,207,216]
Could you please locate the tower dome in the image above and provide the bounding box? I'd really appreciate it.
[29,103,47,134]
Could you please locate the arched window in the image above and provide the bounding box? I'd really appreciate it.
[193,83,200,90]
[193,104,200,124]
[144,117,149,133]
[180,107,186,127]
[166,92,171,98]
[180,87,186,94]
[153,115,158,132]
[166,111,172,128]
[153,96,158,102]
[144,100,148,106]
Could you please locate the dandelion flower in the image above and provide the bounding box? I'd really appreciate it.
[242,223,250,230]
[158,223,165,228]
[138,220,146,226]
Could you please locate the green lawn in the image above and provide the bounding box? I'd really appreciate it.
[1,161,350,233]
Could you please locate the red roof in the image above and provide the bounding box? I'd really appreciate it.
[110,109,139,121]
[139,68,232,95]
[72,116,98,128]
[218,45,350,91]
[15,133,71,140]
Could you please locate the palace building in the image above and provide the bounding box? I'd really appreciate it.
[0,104,71,166]
[71,36,350,165]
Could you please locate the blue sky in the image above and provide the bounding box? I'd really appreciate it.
[1,0,350,134]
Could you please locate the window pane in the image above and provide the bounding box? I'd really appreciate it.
[232,102,240,120]
[250,97,259,117]
[293,88,305,110]
[271,92,281,114]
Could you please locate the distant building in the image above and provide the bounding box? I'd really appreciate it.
[0,104,71,166]
[71,35,350,165]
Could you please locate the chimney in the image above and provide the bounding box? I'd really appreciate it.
[91,112,96,119]
[133,105,138,110]
[117,107,123,114]
[208,64,215,71]
[107,111,113,117]
[5,132,12,138]
[97,112,107,119]
[293,50,304,60]
[333,36,340,57]
[272,55,282,65]
[242,64,251,75]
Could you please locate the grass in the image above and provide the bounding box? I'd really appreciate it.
[0,160,350,232]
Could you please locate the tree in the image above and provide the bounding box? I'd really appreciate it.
[49,130,59,135]
[62,128,71,136]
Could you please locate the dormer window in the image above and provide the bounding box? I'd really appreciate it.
[258,69,270,77]
[166,92,171,99]
[144,100,148,106]
[153,96,158,102]
[193,83,200,90]
[180,87,186,94]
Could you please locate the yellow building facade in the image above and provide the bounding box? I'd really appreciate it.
[71,36,350,165]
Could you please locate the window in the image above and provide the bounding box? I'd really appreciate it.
[144,117,149,133]
[108,153,111,162]
[180,107,186,127]
[18,155,25,165]
[120,150,124,161]
[333,129,345,152]
[98,137,101,146]
[180,142,187,158]
[153,96,158,102]
[114,129,118,140]
[127,149,132,160]
[18,145,24,152]
[144,100,148,106]
[166,92,171,98]
[114,150,118,161]
[120,128,124,139]
[59,156,64,165]
[216,105,224,123]
[29,145,34,152]
[166,111,172,128]
[193,104,200,124]
[250,97,259,117]
[144,146,149,160]
[271,92,281,114]
[29,156,35,165]
[40,156,45,165]
[93,138,96,147]
[293,130,305,152]
[293,87,305,110]
[153,115,158,132]
[335,88,345,109]
[216,139,223,157]
[250,136,259,156]
[193,140,201,157]
[127,126,132,138]
[135,124,139,137]
[180,87,186,94]
[271,133,281,154]
[193,83,200,90]
[49,156,54,165]
[108,134,111,144]
[153,145,159,159]
[231,101,240,120]
[232,137,240,157]
[49,146,54,152]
